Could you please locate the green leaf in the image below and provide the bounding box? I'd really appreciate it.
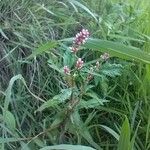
[100,125,119,141]
[100,63,123,77]
[85,92,105,105]
[71,111,102,150]
[36,88,72,112]
[78,99,103,109]
[27,41,57,59]
[108,34,145,42]
[3,110,16,131]
[35,99,59,112]
[39,144,96,150]
[84,38,150,64]
[50,111,66,128]
[4,74,46,118]
[117,116,131,150]
[0,138,24,143]
[130,121,141,150]
[36,3,56,16]
[63,51,75,68]
[4,74,24,111]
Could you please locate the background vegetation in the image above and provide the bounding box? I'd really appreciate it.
[0,0,150,149]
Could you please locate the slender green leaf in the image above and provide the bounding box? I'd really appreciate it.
[117,116,131,150]
[36,3,56,16]
[4,75,24,111]
[0,138,25,143]
[72,111,102,150]
[68,0,98,22]
[100,125,119,141]
[84,38,150,64]
[78,99,107,109]
[40,144,96,150]
[3,110,16,131]
[85,92,104,105]
[27,41,57,59]
[0,28,9,40]
[130,121,141,149]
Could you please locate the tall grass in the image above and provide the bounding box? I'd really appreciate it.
[0,0,150,149]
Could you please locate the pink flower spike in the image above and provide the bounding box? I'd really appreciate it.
[74,29,90,46]
[100,53,110,61]
[64,66,70,75]
[76,58,84,69]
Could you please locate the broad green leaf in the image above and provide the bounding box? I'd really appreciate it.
[39,144,96,150]
[27,41,57,59]
[84,38,150,64]
[117,116,131,150]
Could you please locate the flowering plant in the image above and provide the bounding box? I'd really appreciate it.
[63,29,110,90]
[37,29,122,146]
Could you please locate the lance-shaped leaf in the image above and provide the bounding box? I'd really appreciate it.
[84,38,150,64]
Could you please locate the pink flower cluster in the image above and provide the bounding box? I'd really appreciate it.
[76,58,84,69]
[73,29,90,46]
[64,29,89,74]
[70,29,90,53]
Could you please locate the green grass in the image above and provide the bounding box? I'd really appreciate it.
[0,0,150,149]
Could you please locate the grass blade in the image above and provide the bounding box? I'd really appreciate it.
[68,0,98,22]
[117,116,131,150]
